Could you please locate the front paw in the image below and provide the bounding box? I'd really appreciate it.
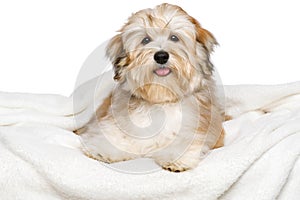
[161,163,191,172]
[82,148,113,163]
[159,158,200,172]
[157,154,201,172]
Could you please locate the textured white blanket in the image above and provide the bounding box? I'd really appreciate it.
[1,71,300,200]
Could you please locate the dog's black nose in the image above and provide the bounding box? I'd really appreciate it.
[154,51,169,64]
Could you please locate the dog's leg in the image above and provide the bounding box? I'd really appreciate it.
[213,128,225,149]
[154,142,210,172]
[158,154,202,172]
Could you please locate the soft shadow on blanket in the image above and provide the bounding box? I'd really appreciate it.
[1,72,300,200]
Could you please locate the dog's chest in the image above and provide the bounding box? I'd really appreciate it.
[96,100,200,155]
[128,103,183,137]
[81,98,202,160]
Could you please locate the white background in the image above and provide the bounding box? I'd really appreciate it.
[0,0,299,96]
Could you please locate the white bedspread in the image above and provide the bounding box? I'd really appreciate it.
[1,71,300,200]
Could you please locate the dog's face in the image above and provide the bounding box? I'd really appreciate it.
[106,3,217,104]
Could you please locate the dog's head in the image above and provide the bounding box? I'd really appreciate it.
[106,3,217,103]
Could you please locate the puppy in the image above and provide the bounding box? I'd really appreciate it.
[78,3,225,172]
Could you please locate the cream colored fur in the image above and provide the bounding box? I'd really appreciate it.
[79,3,225,172]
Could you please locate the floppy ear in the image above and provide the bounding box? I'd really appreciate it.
[188,17,218,75]
[106,34,126,81]
[189,17,218,53]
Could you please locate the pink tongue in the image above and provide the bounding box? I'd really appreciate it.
[154,67,171,76]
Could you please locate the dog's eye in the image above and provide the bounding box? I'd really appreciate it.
[170,35,179,42]
[141,37,151,45]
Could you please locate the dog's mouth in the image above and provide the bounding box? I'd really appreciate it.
[153,66,172,77]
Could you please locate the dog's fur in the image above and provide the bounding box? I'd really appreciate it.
[78,3,225,172]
